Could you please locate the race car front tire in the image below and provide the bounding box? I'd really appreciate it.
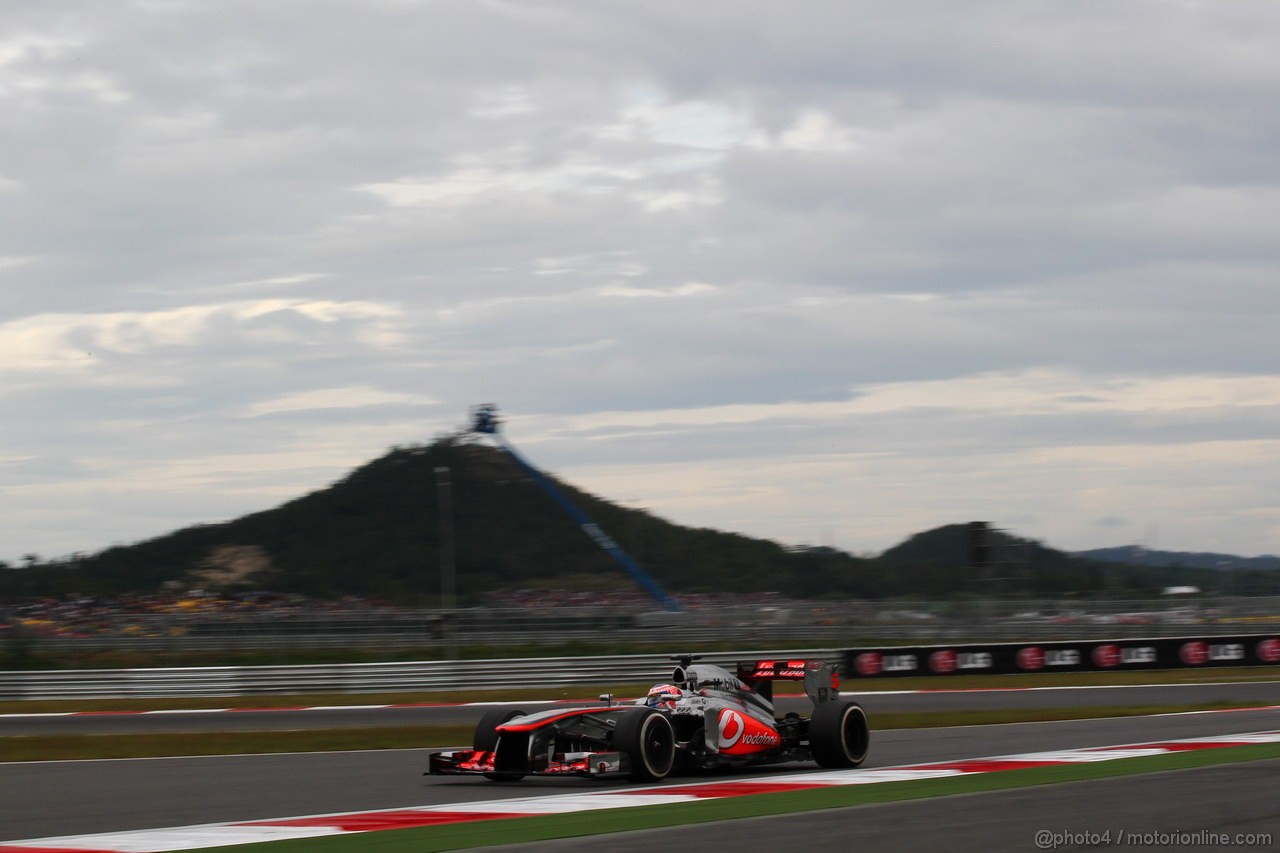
[474,707,527,781]
[615,708,676,781]
[809,700,869,768]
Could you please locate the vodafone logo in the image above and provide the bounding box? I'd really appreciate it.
[1257,638,1280,664]
[1180,641,1209,666]
[718,710,745,749]
[1017,646,1045,671]
[1092,644,1121,668]
[929,649,957,674]
[855,652,883,676]
[717,709,780,752]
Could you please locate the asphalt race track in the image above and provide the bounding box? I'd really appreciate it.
[3,694,1280,844]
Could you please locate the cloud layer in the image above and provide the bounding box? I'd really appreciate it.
[3,1,1279,563]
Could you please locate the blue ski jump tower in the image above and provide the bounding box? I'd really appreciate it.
[470,404,682,613]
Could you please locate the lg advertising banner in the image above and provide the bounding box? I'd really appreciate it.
[842,635,1280,677]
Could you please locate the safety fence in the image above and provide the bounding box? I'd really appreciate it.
[0,648,839,701]
[6,597,1278,652]
[5,631,1280,700]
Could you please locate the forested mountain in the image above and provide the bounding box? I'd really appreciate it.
[1075,546,1280,572]
[877,527,1278,597]
[2,439,819,602]
[3,438,1276,601]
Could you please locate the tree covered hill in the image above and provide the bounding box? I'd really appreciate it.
[3,438,1275,601]
[3,438,840,602]
[1075,546,1280,572]
[875,527,1278,597]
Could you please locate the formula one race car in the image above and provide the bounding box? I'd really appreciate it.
[427,655,869,782]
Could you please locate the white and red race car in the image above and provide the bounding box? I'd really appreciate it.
[428,654,869,782]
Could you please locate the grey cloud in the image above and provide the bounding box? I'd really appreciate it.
[3,0,1280,560]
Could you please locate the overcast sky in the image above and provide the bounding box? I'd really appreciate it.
[3,0,1279,566]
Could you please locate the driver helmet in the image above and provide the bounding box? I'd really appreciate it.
[645,683,682,708]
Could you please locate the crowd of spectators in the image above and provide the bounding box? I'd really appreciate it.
[486,588,792,611]
[0,591,400,639]
[1,588,807,640]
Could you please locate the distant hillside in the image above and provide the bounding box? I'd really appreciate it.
[4,437,1278,601]
[0,438,875,603]
[878,526,1280,597]
[1075,546,1280,572]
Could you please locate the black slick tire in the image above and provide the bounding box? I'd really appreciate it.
[615,708,676,782]
[473,707,527,781]
[809,700,869,768]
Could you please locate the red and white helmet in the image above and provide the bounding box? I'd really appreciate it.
[645,684,682,708]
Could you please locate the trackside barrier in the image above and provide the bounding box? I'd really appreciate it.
[4,634,1279,701]
[7,596,1278,652]
[842,633,1280,677]
[0,649,840,701]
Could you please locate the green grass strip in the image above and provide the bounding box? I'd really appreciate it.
[201,742,1280,852]
[0,725,470,762]
[0,684,643,715]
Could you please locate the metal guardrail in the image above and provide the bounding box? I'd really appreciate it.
[9,625,860,653]
[8,596,1278,652]
[6,620,1270,654]
[4,597,1278,700]
[0,649,840,701]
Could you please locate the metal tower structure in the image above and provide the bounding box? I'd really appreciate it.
[470,404,681,612]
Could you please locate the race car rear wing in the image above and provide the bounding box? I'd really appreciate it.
[736,659,840,706]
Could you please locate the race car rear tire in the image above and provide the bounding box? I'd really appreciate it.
[474,707,527,781]
[809,700,869,768]
[615,709,676,781]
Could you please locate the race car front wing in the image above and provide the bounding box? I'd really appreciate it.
[428,747,629,779]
